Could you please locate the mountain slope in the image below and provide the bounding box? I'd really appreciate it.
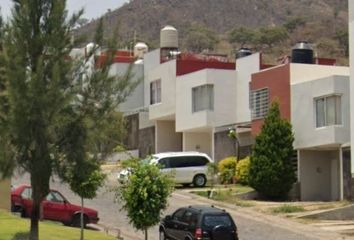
[76,0,348,63]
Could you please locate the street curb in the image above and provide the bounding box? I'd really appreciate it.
[175,191,347,240]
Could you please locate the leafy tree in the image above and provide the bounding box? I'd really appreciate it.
[228,27,256,47]
[0,2,137,240]
[118,163,174,240]
[66,157,105,240]
[283,17,306,33]
[254,26,288,49]
[335,29,349,57]
[249,101,295,199]
[183,23,219,52]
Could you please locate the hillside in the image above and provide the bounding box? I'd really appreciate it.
[76,0,349,64]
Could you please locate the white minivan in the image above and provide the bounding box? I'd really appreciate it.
[118,152,213,187]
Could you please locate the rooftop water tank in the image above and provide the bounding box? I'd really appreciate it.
[236,48,252,59]
[160,25,178,49]
[134,42,148,59]
[291,41,313,64]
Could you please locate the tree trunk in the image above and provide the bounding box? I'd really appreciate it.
[30,186,41,240]
[80,197,84,240]
[144,228,148,240]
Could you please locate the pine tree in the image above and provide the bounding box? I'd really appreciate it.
[249,101,296,199]
[0,1,137,240]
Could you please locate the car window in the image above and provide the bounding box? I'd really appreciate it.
[184,156,209,167]
[203,214,233,227]
[158,158,170,169]
[172,209,185,221]
[181,211,198,225]
[46,191,65,203]
[21,187,32,199]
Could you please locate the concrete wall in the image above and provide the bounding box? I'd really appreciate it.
[235,53,261,124]
[0,179,11,211]
[213,130,253,162]
[148,60,177,120]
[299,150,339,201]
[183,132,212,158]
[292,76,350,149]
[176,69,237,132]
[138,126,155,158]
[214,130,236,162]
[290,64,349,85]
[110,63,144,113]
[251,64,290,135]
[155,120,182,153]
[144,49,161,107]
[349,0,354,174]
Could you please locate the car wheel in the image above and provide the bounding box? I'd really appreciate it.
[72,214,87,228]
[159,230,168,240]
[193,174,206,187]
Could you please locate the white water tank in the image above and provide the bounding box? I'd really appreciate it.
[160,25,178,49]
[134,42,148,59]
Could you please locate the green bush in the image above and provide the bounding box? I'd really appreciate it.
[235,157,250,185]
[249,101,295,199]
[218,156,237,184]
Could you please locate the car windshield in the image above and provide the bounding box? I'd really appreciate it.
[203,214,233,228]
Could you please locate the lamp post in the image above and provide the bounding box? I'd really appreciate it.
[228,128,240,163]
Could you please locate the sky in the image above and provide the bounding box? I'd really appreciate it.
[0,0,128,20]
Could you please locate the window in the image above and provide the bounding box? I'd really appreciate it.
[202,214,233,227]
[250,88,269,120]
[173,209,186,221]
[150,79,161,105]
[315,95,341,127]
[46,191,65,203]
[184,156,209,167]
[21,187,32,199]
[192,84,214,113]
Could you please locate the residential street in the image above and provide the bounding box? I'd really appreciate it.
[12,172,348,240]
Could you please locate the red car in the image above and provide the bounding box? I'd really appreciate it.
[11,185,99,227]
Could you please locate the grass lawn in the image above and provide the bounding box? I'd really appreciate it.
[0,210,116,240]
[191,184,255,207]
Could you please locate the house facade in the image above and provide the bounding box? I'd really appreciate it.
[251,62,350,201]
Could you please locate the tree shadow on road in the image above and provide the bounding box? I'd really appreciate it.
[11,232,29,240]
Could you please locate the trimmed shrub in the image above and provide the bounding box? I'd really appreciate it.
[218,156,237,184]
[249,101,295,199]
[235,157,250,185]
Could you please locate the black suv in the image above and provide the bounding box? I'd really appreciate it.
[159,205,238,240]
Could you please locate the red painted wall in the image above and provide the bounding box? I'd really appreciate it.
[251,64,290,136]
[176,59,235,76]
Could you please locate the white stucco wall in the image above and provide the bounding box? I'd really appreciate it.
[290,64,349,85]
[175,69,237,132]
[183,132,212,158]
[144,49,161,108]
[299,150,339,201]
[109,63,144,113]
[292,75,350,149]
[148,60,177,120]
[349,0,354,173]
[155,120,182,153]
[235,53,261,124]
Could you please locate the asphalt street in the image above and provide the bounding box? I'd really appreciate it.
[12,172,346,240]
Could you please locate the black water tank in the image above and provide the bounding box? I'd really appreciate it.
[236,48,252,59]
[291,41,313,64]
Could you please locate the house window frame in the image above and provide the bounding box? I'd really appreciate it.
[192,84,214,113]
[250,87,269,120]
[314,94,342,128]
[150,79,161,105]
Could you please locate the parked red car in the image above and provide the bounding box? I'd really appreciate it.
[11,185,99,227]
